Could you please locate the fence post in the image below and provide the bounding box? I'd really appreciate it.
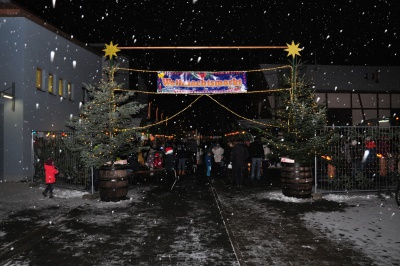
[91,167,94,195]
[314,154,317,194]
[314,130,318,194]
[31,131,34,183]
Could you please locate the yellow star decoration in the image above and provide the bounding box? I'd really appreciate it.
[103,41,120,60]
[285,41,301,58]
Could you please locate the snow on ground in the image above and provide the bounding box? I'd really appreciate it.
[1,182,399,265]
[259,190,314,203]
[258,191,400,266]
[306,194,399,266]
[0,183,140,221]
[50,188,89,199]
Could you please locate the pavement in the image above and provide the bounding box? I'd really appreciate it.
[0,169,398,265]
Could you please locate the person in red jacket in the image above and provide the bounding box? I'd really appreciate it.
[43,158,58,198]
[153,152,163,169]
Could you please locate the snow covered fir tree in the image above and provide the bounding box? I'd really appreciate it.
[264,59,333,165]
[65,65,146,169]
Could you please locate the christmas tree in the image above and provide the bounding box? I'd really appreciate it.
[264,59,332,164]
[65,65,146,169]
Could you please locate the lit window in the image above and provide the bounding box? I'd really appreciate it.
[58,79,63,97]
[48,74,53,94]
[68,83,73,100]
[36,68,42,90]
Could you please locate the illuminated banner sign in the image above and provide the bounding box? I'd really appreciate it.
[157,72,247,94]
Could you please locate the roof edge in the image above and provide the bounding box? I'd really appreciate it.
[0,1,102,57]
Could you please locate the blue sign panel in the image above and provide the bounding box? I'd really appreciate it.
[157,72,247,94]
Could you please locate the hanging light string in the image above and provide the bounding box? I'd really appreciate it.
[114,87,290,95]
[112,67,293,130]
[120,93,277,132]
[115,65,291,74]
[102,42,302,132]
[120,95,205,131]
[112,62,294,131]
[113,65,292,95]
[205,95,275,127]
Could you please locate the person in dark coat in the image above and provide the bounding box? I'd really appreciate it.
[223,141,234,179]
[230,139,249,188]
[248,137,265,181]
[176,144,187,176]
[186,139,198,169]
[163,147,176,187]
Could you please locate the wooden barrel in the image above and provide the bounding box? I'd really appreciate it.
[99,169,129,201]
[281,163,313,198]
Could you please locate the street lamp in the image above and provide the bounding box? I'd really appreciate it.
[1,82,15,111]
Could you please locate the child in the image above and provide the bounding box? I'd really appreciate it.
[145,149,155,169]
[205,151,213,177]
[43,158,58,198]
[153,152,163,169]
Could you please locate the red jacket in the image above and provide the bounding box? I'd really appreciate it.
[153,154,163,169]
[365,140,376,149]
[44,164,58,184]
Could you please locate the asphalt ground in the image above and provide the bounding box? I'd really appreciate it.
[0,170,381,266]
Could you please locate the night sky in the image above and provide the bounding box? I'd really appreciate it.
[10,0,400,135]
[11,0,399,67]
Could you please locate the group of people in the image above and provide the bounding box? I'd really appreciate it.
[137,136,268,189]
[141,137,265,188]
[41,136,269,197]
[341,135,398,178]
[203,136,267,189]
[139,140,198,177]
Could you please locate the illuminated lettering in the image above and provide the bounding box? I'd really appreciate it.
[158,72,247,93]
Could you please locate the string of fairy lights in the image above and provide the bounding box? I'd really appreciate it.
[103,41,302,133]
[115,65,292,74]
[115,87,290,95]
[113,71,290,131]
[114,75,289,131]
[126,95,204,131]
[115,86,286,132]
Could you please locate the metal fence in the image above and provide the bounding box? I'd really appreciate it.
[32,127,400,194]
[32,131,90,190]
[316,126,400,193]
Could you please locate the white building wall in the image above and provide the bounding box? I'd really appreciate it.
[261,64,400,126]
[307,65,400,92]
[0,17,102,181]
